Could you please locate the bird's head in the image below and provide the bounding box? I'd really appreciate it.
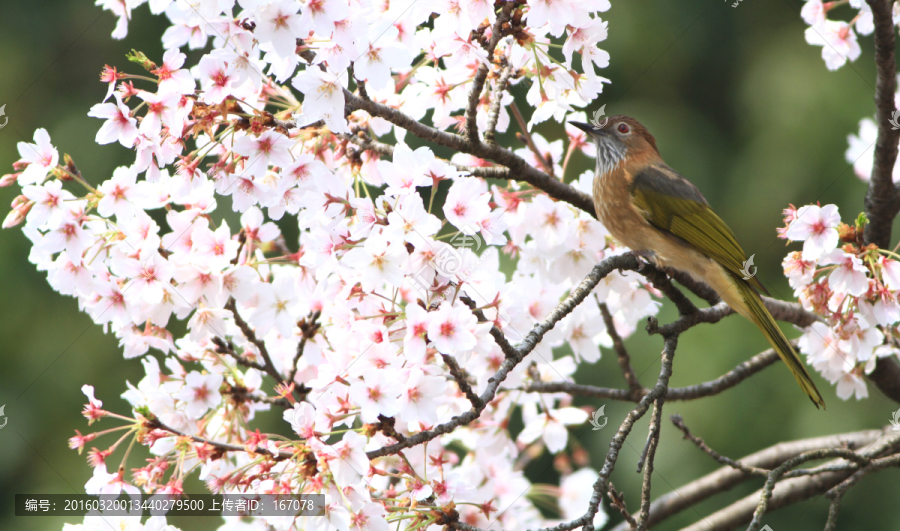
[569,115,660,176]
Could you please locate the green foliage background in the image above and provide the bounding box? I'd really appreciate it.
[1,1,899,530]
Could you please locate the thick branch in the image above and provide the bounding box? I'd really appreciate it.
[608,429,887,531]
[343,90,596,215]
[863,0,900,249]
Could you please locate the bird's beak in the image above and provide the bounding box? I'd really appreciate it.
[569,121,602,136]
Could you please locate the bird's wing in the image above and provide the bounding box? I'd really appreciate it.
[629,164,768,294]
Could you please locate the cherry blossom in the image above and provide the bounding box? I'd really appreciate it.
[291,68,349,133]
[176,371,224,418]
[427,301,479,354]
[16,128,59,185]
[820,249,870,297]
[783,204,841,260]
[804,20,861,70]
[517,402,589,454]
[88,94,139,147]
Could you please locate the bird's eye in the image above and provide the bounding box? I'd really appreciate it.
[617,123,630,134]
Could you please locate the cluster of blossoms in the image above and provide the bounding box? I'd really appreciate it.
[780,205,900,400]
[2,0,656,529]
[792,0,900,401]
[799,0,878,70]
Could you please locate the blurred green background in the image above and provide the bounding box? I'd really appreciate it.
[1,1,899,530]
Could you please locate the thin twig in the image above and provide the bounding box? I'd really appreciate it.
[484,64,515,144]
[635,340,675,530]
[599,302,642,397]
[671,414,768,476]
[148,418,293,460]
[442,353,483,409]
[464,5,512,144]
[509,101,555,177]
[607,483,638,530]
[225,297,283,384]
[286,310,321,385]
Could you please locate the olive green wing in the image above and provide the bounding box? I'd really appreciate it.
[629,164,767,294]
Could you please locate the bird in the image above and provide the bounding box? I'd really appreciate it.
[569,115,826,408]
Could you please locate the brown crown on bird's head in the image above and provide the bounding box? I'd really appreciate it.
[569,115,660,174]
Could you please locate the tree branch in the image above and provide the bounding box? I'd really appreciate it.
[225,297,283,385]
[464,4,512,145]
[367,255,631,459]
[608,429,888,531]
[147,418,294,461]
[343,90,596,215]
[600,302,643,398]
[484,64,515,145]
[863,0,900,249]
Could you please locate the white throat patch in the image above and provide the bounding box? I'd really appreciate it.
[595,138,626,176]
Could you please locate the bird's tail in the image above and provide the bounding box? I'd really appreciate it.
[728,277,826,408]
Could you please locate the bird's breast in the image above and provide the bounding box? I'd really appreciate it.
[592,170,654,252]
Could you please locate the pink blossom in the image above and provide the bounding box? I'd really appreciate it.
[820,249,870,297]
[784,204,841,260]
[22,179,73,228]
[349,370,403,423]
[190,222,239,270]
[291,68,349,133]
[153,48,195,95]
[341,233,408,291]
[517,403,588,454]
[255,0,304,58]
[16,128,59,185]
[317,431,369,488]
[233,130,294,178]
[805,20,861,70]
[88,94,139,147]
[427,302,478,354]
[176,371,224,418]
[443,177,490,231]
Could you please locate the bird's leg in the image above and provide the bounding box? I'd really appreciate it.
[627,249,656,271]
